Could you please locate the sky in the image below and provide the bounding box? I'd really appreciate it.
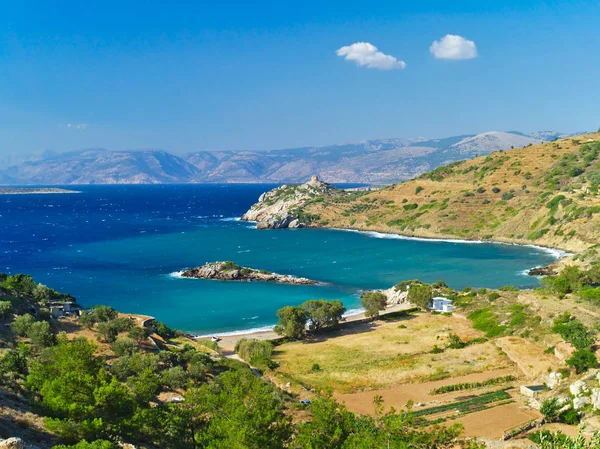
[0,0,599,156]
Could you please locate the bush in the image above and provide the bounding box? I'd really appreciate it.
[403,203,418,211]
[415,186,424,194]
[54,440,117,449]
[566,348,598,374]
[491,187,501,193]
[501,191,514,200]
[11,314,35,336]
[90,305,118,322]
[311,363,321,372]
[488,292,500,301]
[552,314,595,349]
[162,366,188,390]
[0,300,12,319]
[27,321,56,348]
[499,285,519,292]
[467,308,506,338]
[110,317,134,332]
[447,333,466,349]
[111,338,139,357]
[540,397,560,422]
[560,407,580,425]
[235,338,274,366]
[127,326,149,342]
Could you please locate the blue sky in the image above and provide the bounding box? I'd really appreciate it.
[0,0,599,155]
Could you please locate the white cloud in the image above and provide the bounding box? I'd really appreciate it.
[430,34,477,60]
[336,42,406,70]
[59,123,88,130]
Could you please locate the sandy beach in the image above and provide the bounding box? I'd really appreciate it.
[217,303,413,353]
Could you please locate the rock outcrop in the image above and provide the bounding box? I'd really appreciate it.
[241,176,336,229]
[0,439,24,449]
[180,261,316,285]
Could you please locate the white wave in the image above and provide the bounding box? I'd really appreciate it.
[195,325,275,338]
[221,217,241,222]
[168,271,185,279]
[333,228,570,259]
[343,307,365,318]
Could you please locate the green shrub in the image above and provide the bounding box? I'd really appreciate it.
[488,292,500,301]
[467,308,506,338]
[403,203,418,211]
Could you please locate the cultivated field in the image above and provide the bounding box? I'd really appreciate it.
[273,312,514,394]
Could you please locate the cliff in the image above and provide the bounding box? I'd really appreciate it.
[180,261,316,285]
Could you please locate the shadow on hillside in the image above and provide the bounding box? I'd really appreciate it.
[300,310,419,345]
[0,391,57,448]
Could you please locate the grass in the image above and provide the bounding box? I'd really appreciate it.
[272,313,511,393]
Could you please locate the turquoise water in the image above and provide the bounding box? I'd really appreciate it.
[0,185,560,334]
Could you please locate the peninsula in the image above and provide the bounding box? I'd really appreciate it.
[0,187,80,195]
[180,261,317,285]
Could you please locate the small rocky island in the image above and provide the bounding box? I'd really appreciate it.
[180,261,317,285]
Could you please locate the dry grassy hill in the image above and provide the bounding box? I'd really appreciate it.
[295,132,600,254]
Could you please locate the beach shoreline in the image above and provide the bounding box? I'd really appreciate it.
[214,303,414,353]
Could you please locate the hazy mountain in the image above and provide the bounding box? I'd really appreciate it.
[0,131,575,185]
[1,149,201,185]
[0,149,59,170]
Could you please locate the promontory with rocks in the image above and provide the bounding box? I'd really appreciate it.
[180,261,317,285]
[241,175,337,229]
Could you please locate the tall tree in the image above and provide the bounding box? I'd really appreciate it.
[361,292,387,320]
[274,306,307,339]
[301,299,346,331]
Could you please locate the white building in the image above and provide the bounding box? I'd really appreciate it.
[432,297,453,313]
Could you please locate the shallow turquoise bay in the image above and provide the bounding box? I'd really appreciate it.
[0,185,559,334]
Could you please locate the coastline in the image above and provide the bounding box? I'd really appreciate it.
[0,187,81,195]
[215,303,412,353]
[187,221,569,341]
[329,227,572,259]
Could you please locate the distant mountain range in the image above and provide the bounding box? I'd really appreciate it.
[0,131,581,185]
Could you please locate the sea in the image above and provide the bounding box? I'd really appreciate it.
[0,184,562,335]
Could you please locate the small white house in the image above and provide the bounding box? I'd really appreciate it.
[432,297,453,313]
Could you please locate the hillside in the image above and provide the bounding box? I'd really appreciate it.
[244,132,600,253]
[0,131,571,185]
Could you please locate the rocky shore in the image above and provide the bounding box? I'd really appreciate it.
[180,261,317,285]
[241,175,336,229]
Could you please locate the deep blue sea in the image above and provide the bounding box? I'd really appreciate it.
[0,185,560,334]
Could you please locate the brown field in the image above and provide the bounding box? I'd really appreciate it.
[273,312,514,394]
[334,367,518,415]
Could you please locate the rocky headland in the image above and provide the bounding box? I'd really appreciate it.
[241,175,336,229]
[180,261,317,285]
